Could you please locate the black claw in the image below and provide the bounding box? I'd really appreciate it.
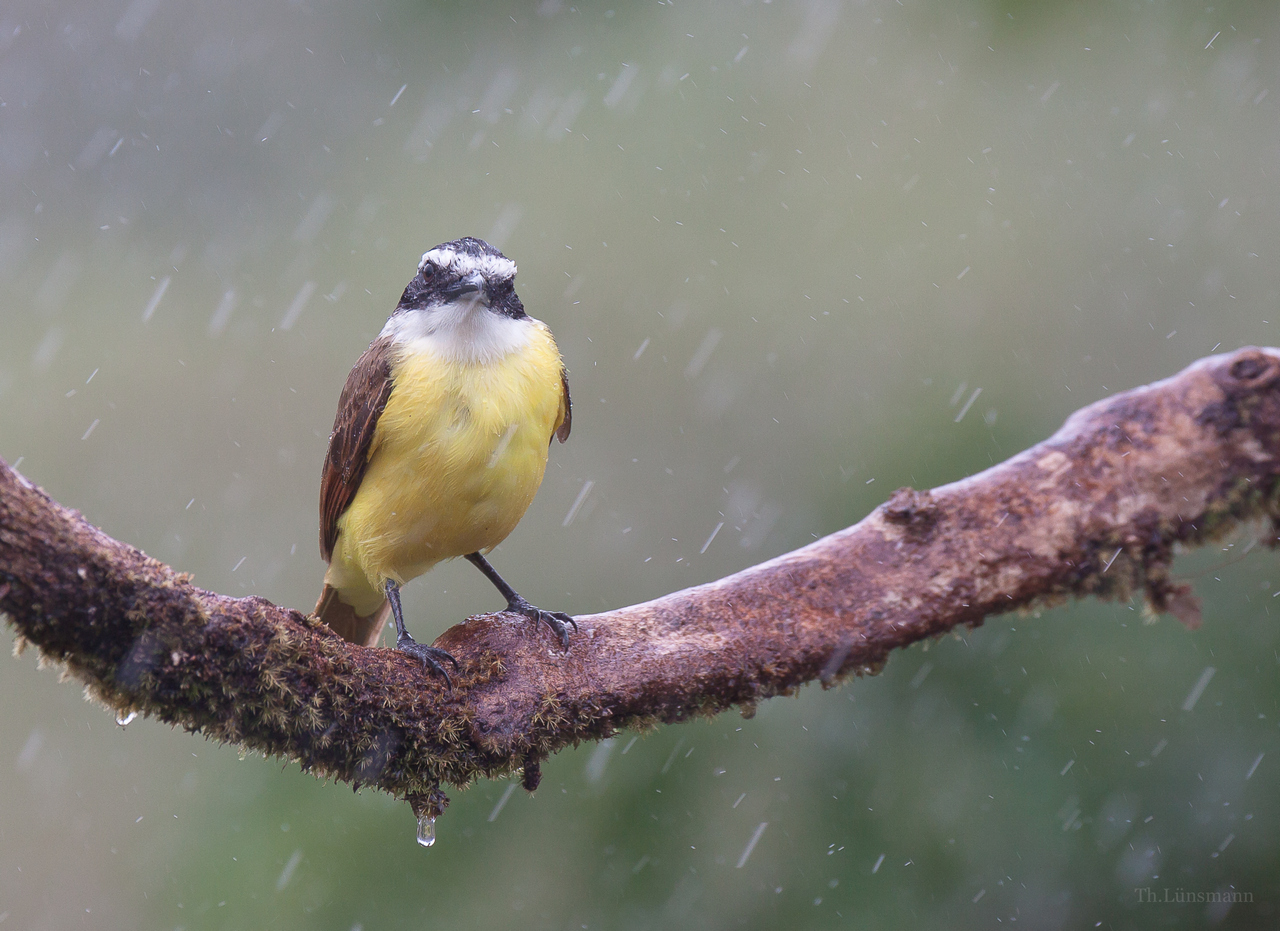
[507,598,577,650]
[395,634,460,689]
[385,578,459,687]
[462,553,576,650]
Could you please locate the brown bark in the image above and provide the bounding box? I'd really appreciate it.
[3,347,1280,821]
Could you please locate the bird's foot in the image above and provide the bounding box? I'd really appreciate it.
[395,633,460,689]
[505,597,577,650]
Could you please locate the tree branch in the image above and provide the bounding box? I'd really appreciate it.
[4,347,1280,821]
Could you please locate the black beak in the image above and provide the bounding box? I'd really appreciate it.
[439,272,485,301]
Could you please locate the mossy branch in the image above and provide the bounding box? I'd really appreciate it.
[4,347,1280,820]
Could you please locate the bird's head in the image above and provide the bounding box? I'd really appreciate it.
[396,237,525,319]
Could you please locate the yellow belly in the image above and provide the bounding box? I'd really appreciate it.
[326,322,565,615]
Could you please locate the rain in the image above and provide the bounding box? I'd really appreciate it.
[0,1,1278,928]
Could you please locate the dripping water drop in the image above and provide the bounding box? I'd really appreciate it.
[116,711,138,727]
[416,813,436,847]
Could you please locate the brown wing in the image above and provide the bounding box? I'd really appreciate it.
[554,367,572,444]
[319,335,396,561]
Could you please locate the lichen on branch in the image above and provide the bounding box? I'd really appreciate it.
[3,347,1280,820]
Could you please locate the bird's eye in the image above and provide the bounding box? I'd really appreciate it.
[421,265,435,278]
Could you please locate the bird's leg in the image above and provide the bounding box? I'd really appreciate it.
[464,552,577,650]
[385,579,459,687]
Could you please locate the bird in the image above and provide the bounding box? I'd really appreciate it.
[313,237,574,685]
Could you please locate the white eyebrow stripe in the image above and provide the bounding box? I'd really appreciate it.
[419,247,517,281]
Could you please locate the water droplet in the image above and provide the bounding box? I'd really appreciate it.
[416,813,436,847]
[116,711,137,727]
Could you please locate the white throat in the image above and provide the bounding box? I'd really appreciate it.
[380,299,532,365]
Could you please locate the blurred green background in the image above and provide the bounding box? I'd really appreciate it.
[1,1,1278,927]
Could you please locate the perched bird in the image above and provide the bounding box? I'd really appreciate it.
[314,237,574,684]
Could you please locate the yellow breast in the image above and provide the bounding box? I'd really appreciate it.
[325,317,565,613]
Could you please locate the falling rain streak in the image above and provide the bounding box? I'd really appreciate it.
[736,822,767,868]
[1245,752,1264,780]
[275,849,303,891]
[562,479,594,527]
[685,328,722,379]
[487,783,517,822]
[1181,666,1216,712]
[141,276,170,322]
[954,388,982,423]
[280,281,316,330]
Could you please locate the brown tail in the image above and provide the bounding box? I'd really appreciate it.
[314,583,391,648]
